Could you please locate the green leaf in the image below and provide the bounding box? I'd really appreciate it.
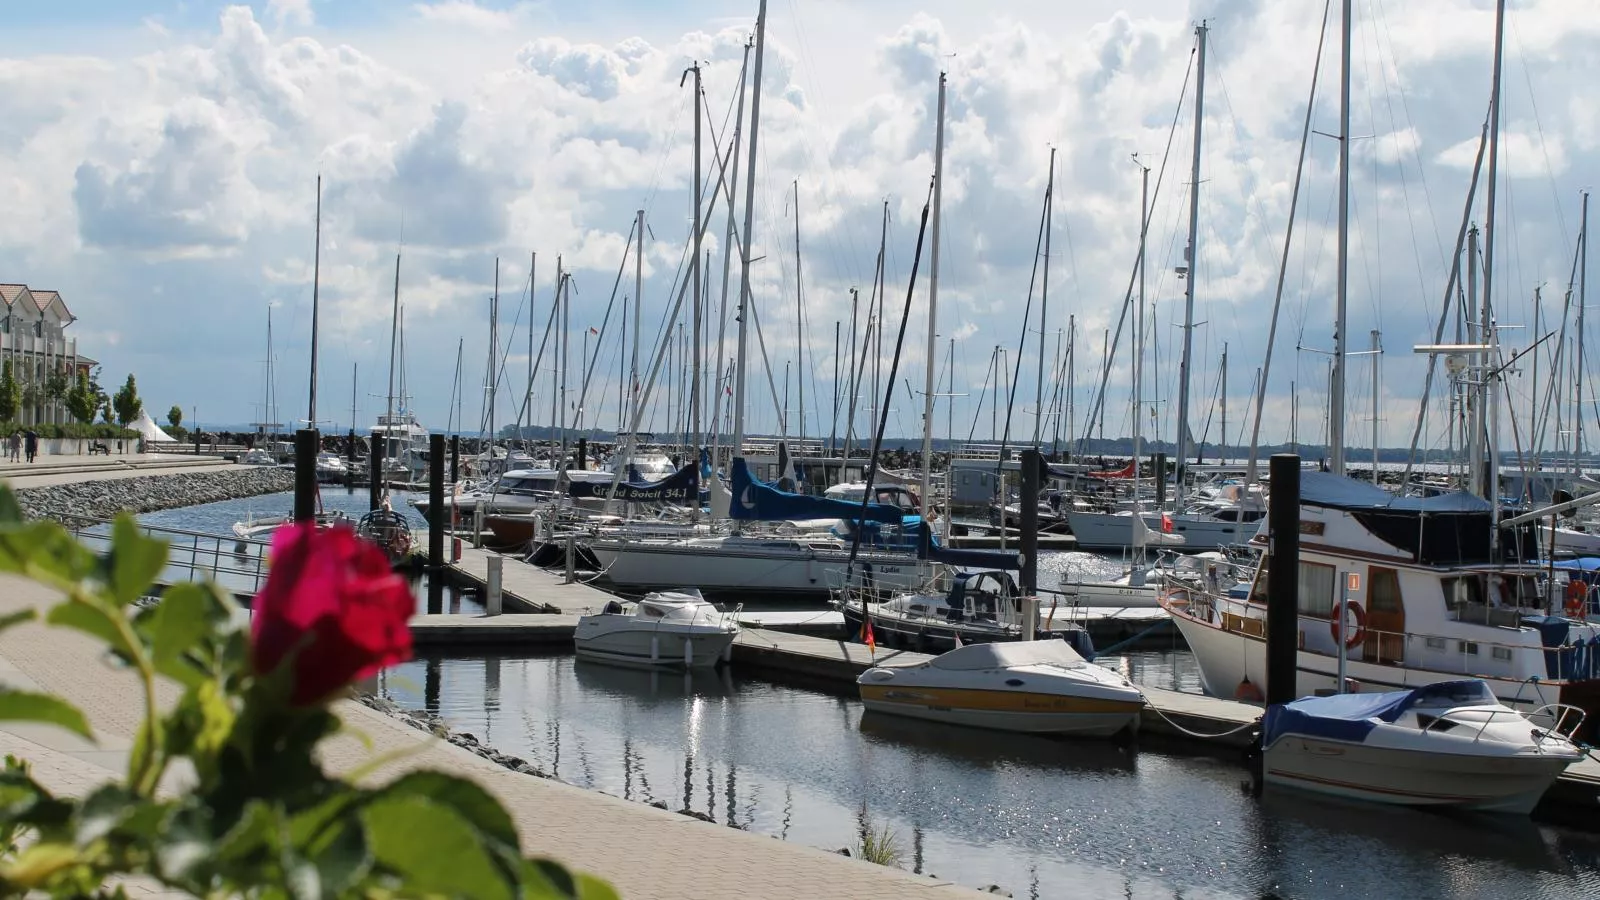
[0,522,98,585]
[213,801,276,864]
[363,794,513,900]
[306,816,370,896]
[46,600,138,664]
[137,583,217,686]
[0,486,24,524]
[0,841,79,887]
[104,515,169,606]
[376,771,519,849]
[74,785,136,845]
[153,810,211,883]
[0,689,91,741]
[0,609,35,635]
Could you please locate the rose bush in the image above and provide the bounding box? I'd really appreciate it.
[0,489,616,899]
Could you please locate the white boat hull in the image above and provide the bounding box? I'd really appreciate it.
[573,626,735,670]
[587,540,928,597]
[860,689,1141,737]
[1066,510,1247,551]
[1057,579,1161,609]
[1264,735,1570,813]
[1168,607,1569,712]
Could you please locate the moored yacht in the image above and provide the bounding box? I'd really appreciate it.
[1162,472,1600,720]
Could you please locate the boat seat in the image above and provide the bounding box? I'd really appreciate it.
[602,600,624,615]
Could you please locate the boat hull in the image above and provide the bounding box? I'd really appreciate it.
[1264,736,1571,813]
[859,683,1141,737]
[572,625,735,670]
[1066,510,1248,552]
[840,604,1093,656]
[587,540,927,599]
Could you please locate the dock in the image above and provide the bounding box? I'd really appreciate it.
[445,546,617,614]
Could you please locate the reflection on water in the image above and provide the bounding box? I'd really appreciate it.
[383,651,1600,900]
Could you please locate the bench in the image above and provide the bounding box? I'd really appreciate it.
[87,441,111,456]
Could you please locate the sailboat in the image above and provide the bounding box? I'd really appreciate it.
[1159,3,1600,727]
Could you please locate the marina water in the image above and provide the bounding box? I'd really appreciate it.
[151,493,1600,899]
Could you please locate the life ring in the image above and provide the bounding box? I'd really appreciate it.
[1330,599,1366,650]
[1565,580,1588,618]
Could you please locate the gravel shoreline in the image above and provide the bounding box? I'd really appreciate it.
[15,467,296,523]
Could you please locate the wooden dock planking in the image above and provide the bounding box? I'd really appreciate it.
[446,546,618,615]
[410,613,581,648]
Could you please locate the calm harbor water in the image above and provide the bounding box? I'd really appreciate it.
[144,492,1600,898]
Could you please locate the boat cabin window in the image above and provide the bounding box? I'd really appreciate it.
[639,604,667,619]
[1369,567,1402,615]
[1297,561,1335,619]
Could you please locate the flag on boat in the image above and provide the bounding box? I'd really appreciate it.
[953,631,963,648]
[862,616,876,655]
[1161,512,1174,534]
[588,326,599,334]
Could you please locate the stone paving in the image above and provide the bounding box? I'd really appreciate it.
[0,573,985,898]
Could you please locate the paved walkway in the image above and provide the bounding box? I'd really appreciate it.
[0,574,983,898]
[0,453,239,490]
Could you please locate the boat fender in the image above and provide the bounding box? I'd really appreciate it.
[1234,676,1264,703]
[1330,599,1366,650]
[1566,580,1588,619]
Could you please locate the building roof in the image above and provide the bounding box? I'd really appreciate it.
[0,285,26,307]
[27,290,72,323]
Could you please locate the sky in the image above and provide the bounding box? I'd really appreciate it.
[1,0,1596,457]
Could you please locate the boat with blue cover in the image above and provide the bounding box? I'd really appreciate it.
[1261,680,1584,814]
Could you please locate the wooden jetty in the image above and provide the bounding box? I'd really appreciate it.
[445,546,617,614]
[410,613,580,648]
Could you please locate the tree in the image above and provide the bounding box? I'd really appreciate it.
[167,404,183,429]
[112,373,143,427]
[44,368,69,405]
[0,360,18,422]
[65,371,98,424]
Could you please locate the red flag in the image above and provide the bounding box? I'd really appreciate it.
[1161,512,1174,534]
[953,630,964,648]
[862,617,876,654]
[588,326,599,335]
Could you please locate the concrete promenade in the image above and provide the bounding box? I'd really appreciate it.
[0,573,985,898]
[0,452,239,490]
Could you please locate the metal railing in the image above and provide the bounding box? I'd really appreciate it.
[68,518,272,597]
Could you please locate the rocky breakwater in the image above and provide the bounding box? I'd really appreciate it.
[15,467,295,523]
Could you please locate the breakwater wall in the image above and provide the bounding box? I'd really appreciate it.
[16,467,295,523]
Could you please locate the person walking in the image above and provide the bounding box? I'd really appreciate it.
[7,431,18,463]
[23,429,38,464]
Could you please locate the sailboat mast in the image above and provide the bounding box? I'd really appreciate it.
[633,210,644,432]
[1371,329,1381,483]
[793,179,805,450]
[731,0,767,459]
[1035,147,1055,447]
[1581,191,1590,467]
[527,252,536,448]
[385,253,400,454]
[919,72,947,514]
[688,62,704,454]
[490,257,499,453]
[1220,343,1228,464]
[1485,0,1507,548]
[1176,22,1207,504]
[350,362,356,437]
[1329,0,1351,476]
[1132,161,1149,555]
[308,174,321,430]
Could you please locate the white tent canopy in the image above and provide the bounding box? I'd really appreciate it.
[131,412,175,443]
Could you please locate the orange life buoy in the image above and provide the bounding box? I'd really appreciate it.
[1330,599,1366,650]
[1566,580,1588,618]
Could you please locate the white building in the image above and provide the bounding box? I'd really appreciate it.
[0,284,95,426]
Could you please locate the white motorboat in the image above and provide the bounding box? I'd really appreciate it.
[574,589,739,670]
[315,452,349,482]
[240,447,277,467]
[857,639,1144,737]
[1261,680,1584,813]
[1538,521,1600,557]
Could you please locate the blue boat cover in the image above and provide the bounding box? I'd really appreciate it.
[1261,680,1497,746]
[728,457,902,523]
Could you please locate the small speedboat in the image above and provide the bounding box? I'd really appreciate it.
[840,569,1095,657]
[315,452,350,482]
[574,589,739,670]
[240,447,277,466]
[857,639,1145,738]
[1261,680,1585,814]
